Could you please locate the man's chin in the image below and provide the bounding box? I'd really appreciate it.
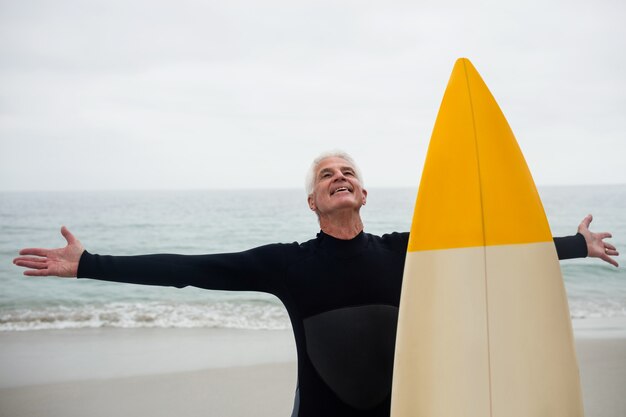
[328,200,363,212]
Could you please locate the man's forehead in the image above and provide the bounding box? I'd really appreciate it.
[315,157,355,173]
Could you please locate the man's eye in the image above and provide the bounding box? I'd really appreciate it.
[344,171,354,176]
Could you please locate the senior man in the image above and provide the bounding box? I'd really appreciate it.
[13,152,618,417]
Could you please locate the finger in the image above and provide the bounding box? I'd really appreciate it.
[580,214,593,229]
[24,269,50,277]
[600,254,619,268]
[61,226,77,245]
[605,250,619,256]
[15,260,48,269]
[19,248,50,257]
[604,243,617,251]
[596,232,613,240]
[13,256,48,264]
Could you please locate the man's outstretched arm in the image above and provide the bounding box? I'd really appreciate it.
[12,226,290,294]
[553,214,618,267]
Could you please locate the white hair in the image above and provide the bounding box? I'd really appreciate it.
[305,150,364,195]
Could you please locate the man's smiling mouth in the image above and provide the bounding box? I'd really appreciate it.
[331,187,351,195]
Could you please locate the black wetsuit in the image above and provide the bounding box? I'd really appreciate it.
[78,231,587,417]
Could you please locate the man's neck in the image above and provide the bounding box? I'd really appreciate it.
[318,212,364,240]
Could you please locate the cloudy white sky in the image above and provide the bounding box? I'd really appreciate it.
[1,0,624,191]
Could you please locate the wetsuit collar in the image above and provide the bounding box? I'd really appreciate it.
[316,230,368,257]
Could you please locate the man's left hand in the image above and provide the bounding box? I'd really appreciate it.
[578,214,619,267]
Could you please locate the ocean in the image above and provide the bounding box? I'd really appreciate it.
[1,186,625,333]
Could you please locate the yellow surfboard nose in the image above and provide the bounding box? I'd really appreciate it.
[408,58,552,252]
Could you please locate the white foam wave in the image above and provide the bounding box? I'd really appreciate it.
[568,299,626,319]
[2,299,624,332]
[0,302,291,331]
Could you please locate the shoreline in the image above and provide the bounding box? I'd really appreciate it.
[1,327,625,417]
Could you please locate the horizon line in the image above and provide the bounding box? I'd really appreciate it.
[1,183,625,193]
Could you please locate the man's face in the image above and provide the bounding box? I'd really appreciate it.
[308,157,367,216]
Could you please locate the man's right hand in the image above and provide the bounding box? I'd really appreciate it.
[13,226,85,278]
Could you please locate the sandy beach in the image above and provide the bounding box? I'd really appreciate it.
[1,326,625,417]
[0,328,298,417]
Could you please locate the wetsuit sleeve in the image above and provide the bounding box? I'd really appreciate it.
[76,243,291,295]
[553,233,587,260]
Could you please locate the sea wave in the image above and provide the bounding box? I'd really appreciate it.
[568,299,626,319]
[0,301,292,331]
[1,298,624,332]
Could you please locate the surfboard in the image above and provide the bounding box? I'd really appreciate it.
[390,58,584,417]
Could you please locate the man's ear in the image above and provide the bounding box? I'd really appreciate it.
[362,189,368,206]
[307,194,316,211]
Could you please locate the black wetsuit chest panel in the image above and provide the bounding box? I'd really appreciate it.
[279,232,407,415]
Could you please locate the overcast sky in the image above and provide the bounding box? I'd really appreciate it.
[1,0,624,191]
